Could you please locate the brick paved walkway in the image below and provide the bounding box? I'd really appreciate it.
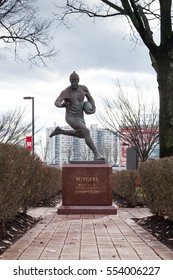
[1,204,173,260]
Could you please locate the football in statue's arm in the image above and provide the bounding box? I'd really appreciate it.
[83,101,95,114]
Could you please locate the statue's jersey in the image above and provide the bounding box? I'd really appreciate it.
[56,85,92,119]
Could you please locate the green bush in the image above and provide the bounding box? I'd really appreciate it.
[139,157,173,218]
[112,170,142,207]
[0,143,61,223]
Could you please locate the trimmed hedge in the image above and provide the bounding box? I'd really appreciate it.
[139,157,173,218]
[113,157,173,220]
[112,170,142,207]
[0,143,61,223]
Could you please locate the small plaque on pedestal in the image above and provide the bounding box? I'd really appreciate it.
[58,162,117,215]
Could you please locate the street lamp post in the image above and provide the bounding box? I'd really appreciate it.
[23,96,35,154]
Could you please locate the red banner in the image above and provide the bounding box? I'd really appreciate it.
[26,136,32,151]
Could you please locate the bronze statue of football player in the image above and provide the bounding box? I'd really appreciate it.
[50,71,104,160]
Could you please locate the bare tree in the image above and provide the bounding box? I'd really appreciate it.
[0,108,31,144]
[54,0,173,158]
[36,137,50,163]
[0,0,55,65]
[101,143,117,164]
[98,84,159,162]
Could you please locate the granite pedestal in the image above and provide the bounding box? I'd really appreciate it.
[58,162,117,214]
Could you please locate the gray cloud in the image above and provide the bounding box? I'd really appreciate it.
[0,1,154,81]
[54,15,153,75]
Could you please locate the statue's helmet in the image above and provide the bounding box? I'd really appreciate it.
[69,71,79,82]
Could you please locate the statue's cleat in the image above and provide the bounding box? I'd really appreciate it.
[94,157,105,161]
[49,126,62,137]
[94,153,105,161]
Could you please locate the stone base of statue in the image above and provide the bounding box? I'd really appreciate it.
[57,161,118,215]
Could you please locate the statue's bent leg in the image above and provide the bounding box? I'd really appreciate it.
[67,118,104,160]
[51,118,105,160]
[50,126,84,138]
[82,130,104,160]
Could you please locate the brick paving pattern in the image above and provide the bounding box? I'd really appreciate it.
[1,204,173,260]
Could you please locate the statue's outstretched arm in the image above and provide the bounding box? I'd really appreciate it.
[54,91,66,108]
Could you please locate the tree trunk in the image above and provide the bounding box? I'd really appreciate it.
[157,53,173,157]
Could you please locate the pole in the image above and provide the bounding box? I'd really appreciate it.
[32,97,34,154]
[23,96,35,154]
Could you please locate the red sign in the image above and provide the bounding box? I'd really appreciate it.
[26,136,32,151]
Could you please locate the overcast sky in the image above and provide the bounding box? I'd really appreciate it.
[0,0,159,155]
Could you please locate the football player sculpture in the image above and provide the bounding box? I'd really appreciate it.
[50,71,105,161]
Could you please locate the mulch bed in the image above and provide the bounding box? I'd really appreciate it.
[0,192,173,255]
[0,192,61,255]
[134,215,173,251]
[0,213,39,255]
[113,193,173,251]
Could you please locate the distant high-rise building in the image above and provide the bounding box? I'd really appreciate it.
[46,124,118,167]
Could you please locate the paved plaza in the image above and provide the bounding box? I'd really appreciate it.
[1,203,173,260]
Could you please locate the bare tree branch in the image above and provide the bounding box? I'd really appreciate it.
[97,83,159,162]
[0,108,32,144]
[0,0,56,65]
[54,0,124,27]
